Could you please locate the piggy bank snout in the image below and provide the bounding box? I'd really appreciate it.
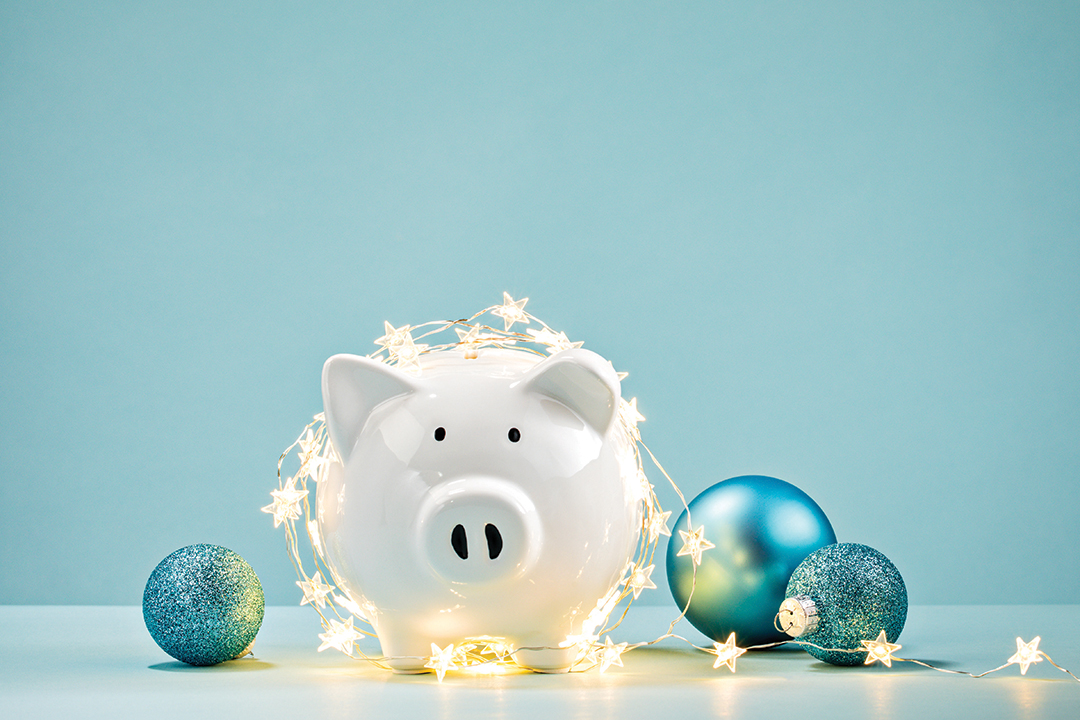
[418,477,543,585]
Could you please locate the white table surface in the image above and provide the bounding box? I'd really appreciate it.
[2,605,1077,719]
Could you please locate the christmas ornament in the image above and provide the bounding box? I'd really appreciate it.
[269,294,673,677]
[666,475,836,646]
[779,542,906,666]
[143,544,264,666]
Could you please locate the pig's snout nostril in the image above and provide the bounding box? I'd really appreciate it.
[485,523,503,560]
[451,524,468,559]
[450,523,504,561]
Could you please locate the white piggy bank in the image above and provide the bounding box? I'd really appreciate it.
[317,347,642,673]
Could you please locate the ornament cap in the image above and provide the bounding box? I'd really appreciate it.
[777,595,820,638]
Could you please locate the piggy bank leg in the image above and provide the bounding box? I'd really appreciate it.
[515,645,577,673]
[377,631,436,674]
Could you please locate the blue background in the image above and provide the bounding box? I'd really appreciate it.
[2,1,1077,606]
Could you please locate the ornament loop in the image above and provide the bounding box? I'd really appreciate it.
[777,595,819,638]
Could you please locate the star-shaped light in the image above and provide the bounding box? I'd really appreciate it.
[625,563,657,599]
[527,327,583,354]
[596,636,629,673]
[606,361,629,382]
[317,617,362,654]
[677,524,715,565]
[455,325,509,358]
[261,476,308,528]
[297,571,333,608]
[490,292,530,331]
[647,510,672,543]
[474,637,513,662]
[860,630,902,668]
[580,587,621,638]
[425,642,457,682]
[1008,636,1043,675]
[388,331,427,374]
[711,632,747,672]
[297,428,328,481]
[373,321,410,351]
[618,397,645,440]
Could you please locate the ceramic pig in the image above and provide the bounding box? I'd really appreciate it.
[316,347,642,673]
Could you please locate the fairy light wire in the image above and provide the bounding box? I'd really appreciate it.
[265,293,1078,684]
[265,293,705,677]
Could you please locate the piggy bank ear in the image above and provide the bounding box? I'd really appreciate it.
[322,354,417,463]
[520,348,621,435]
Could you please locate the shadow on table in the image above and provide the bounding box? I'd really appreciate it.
[149,659,276,672]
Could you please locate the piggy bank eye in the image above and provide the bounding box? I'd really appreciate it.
[434,427,446,441]
[507,427,521,443]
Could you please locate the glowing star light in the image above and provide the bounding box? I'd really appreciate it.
[261,476,307,528]
[597,636,629,673]
[455,326,508,358]
[373,321,410,351]
[861,630,902,668]
[711,633,747,672]
[297,429,328,481]
[647,510,672,543]
[317,617,362,654]
[527,327,583,354]
[1008,636,1043,675]
[618,397,645,440]
[677,524,715,565]
[626,563,657,599]
[426,642,457,682]
[388,331,427,374]
[297,571,333,609]
[490,292,530,331]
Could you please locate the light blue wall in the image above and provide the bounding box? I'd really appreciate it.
[2,2,1078,606]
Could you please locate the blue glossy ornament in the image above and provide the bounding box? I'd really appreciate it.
[783,543,907,666]
[666,475,836,646]
[143,544,264,666]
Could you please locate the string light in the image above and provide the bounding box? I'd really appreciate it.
[527,327,583,353]
[710,633,747,672]
[860,630,901,668]
[373,321,411,351]
[625,563,657,599]
[297,571,333,609]
[647,510,672,543]
[425,642,457,682]
[267,293,1078,686]
[261,475,307,528]
[676,524,715,566]
[618,397,645,441]
[596,637,629,673]
[388,331,426,374]
[317,617,362,654]
[268,294,691,679]
[490,292,530,330]
[1008,636,1043,676]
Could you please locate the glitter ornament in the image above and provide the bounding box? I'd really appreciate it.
[666,476,836,646]
[143,544,264,666]
[781,543,907,666]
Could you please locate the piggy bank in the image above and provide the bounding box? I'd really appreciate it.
[316,347,642,673]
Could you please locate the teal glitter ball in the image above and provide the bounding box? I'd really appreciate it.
[784,543,907,666]
[666,476,836,646]
[143,544,264,666]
